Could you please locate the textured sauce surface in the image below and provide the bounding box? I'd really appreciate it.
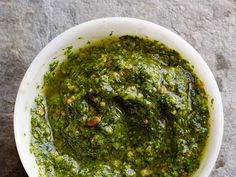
[31,36,209,177]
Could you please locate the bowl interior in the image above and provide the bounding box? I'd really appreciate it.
[14,17,223,177]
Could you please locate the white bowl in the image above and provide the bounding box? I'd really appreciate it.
[14,17,224,177]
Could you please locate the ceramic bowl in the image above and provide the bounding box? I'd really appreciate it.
[14,17,224,177]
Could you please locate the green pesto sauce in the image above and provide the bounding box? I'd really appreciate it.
[31,36,209,177]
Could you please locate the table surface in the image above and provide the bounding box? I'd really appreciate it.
[1,0,236,176]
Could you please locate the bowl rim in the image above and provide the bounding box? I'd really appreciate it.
[14,17,224,177]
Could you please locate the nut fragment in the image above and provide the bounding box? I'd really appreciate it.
[38,105,45,116]
[105,60,113,67]
[125,64,133,69]
[118,70,124,76]
[140,168,153,177]
[86,116,101,127]
[159,86,167,94]
[143,118,148,125]
[65,96,76,105]
[101,53,107,57]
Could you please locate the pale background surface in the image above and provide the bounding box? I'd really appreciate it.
[0,0,236,176]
